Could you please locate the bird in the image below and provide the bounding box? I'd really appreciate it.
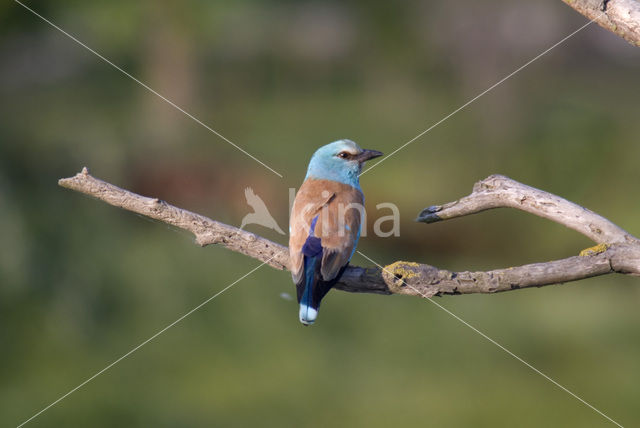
[240,187,285,235]
[289,139,383,325]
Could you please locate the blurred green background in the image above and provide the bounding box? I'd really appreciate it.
[1,0,639,426]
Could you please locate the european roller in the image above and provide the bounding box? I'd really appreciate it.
[289,139,383,325]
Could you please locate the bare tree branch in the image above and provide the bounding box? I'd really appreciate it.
[58,167,389,295]
[59,168,640,298]
[562,0,640,46]
[379,243,640,297]
[416,174,639,244]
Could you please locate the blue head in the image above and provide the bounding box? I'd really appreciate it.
[305,140,383,189]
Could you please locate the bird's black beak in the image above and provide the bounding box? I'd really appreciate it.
[356,149,383,163]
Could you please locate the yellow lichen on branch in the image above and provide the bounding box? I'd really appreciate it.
[580,243,611,256]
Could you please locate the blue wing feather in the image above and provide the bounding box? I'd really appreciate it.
[301,215,323,257]
[302,237,322,257]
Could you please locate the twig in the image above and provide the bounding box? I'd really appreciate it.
[59,169,640,298]
[416,174,638,244]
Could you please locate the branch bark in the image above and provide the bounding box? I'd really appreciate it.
[416,174,638,244]
[562,0,640,46]
[59,169,640,298]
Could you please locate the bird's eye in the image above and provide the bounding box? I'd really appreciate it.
[337,152,349,159]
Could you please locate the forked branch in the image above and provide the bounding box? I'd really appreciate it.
[59,169,640,298]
